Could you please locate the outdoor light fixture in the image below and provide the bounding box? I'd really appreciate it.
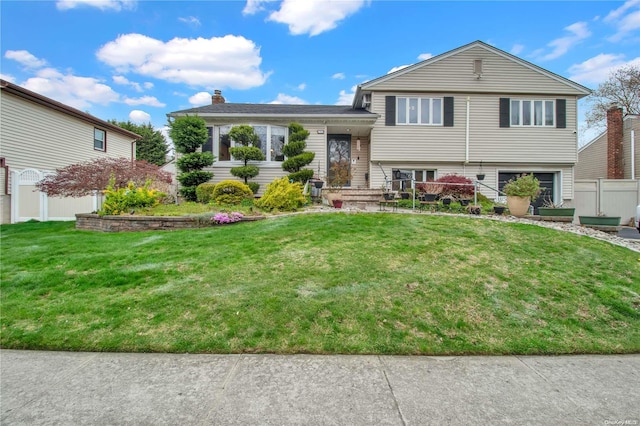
[356,137,361,151]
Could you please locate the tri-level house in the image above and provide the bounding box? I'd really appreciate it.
[169,41,591,207]
[0,79,140,223]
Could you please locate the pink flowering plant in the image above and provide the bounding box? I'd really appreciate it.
[211,212,244,225]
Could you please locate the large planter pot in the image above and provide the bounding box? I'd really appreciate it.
[332,199,343,209]
[506,196,530,217]
[579,216,621,226]
[538,207,575,217]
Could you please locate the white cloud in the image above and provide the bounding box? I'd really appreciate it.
[21,68,120,109]
[4,50,47,69]
[243,0,276,15]
[178,16,201,27]
[1,74,16,82]
[143,82,154,89]
[56,0,136,11]
[188,91,213,106]
[417,53,433,61]
[537,22,591,61]
[604,0,640,41]
[336,85,357,105]
[387,65,410,74]
[510,44,524,55]
[113,75,143,92]
[568,53,640,84]
[268,0,367,36]
[332,72,345,80]
[129,110,151,123]
[269,93,308,104]
[123,96,165,107]
[297,83,306,91]
[97,33,269,90]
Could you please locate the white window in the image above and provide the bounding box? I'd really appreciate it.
[392,169,436,191]
[94,128,106,151]
[217,124,288,162]
[510,100,554,127]
[397,97,442,125]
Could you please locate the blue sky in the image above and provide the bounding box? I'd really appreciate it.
[2,0,639,145]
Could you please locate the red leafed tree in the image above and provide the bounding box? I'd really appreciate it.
[435,174,475,198]
[36,157,173,197]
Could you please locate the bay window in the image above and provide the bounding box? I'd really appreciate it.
[217,124,287,162]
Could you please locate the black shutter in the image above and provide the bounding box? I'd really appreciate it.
[203,127,213,153]
[556,99,566,129]
[443,97,454,127]
[385,96,396,126]
[499,98,510,128]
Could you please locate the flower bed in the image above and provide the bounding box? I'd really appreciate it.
[76,213,264,232]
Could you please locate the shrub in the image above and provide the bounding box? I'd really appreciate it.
[196,183,217,204]
[247,182,260,195]
[36,158,172,198]
[435,174,474,198]
[503,174,541,200]
[255,177,306,211]
[177,152,215,172]
[100,179,165,216]
[282,122,315,183]
[212,180,254,205]
[177,170,214,188]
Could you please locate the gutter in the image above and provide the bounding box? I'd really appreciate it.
[632,129,636,178]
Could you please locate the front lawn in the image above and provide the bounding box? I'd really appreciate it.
[1,213,638,355]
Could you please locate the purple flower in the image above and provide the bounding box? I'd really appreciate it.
[211,212,244,225]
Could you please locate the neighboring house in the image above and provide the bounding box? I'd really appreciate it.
[576,108,639,180]
[168,40,591,208]
[0,79,140,223]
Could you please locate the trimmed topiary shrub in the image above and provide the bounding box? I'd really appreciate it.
[196,182,217,204]
[282,122,315,183]
[212,180,254,205]
[229,125,265,188]
[247,182,260,195]
[255,177,306,211]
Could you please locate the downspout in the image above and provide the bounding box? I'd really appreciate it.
[465,97,470,163]
[632,130,636,178]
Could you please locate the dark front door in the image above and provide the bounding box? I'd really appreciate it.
[499,172,555,214]
[327,134,351,187]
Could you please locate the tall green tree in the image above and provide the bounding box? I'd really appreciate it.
[282,122,314,183]
[109,120,168,166]
[169,116,214,201]
[229,125,265,193]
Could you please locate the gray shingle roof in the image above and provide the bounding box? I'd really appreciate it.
[170,103,376,116]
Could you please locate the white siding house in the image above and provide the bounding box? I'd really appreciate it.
[169,41,591,207]
[0,79,140,223]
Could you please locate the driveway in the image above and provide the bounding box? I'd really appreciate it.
[619,226,640,240]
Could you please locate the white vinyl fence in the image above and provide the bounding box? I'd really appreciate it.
[10,168,99,223]
[567,179,639,226]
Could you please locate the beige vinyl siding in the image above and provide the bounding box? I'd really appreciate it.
[370,162,574,200]
[0,92,132,172]
[368,45,587,96]
[576,132,608,179]
[371,92,579,164]
[623,117,639,179]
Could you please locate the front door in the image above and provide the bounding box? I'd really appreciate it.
[327,134,351,187]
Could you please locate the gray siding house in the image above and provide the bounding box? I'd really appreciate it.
[576,109,639,180]
[169,41,591,204]
[0,79,140,223]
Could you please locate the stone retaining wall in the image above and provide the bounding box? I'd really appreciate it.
[75,213,263,232]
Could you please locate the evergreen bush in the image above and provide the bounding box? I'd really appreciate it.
[255,177,306,211]
[282,123,315,183]
[196,183,217,204]
[212,180,254,205]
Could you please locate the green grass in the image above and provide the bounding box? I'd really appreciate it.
[1,213,639,355]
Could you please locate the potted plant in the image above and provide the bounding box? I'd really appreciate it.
[503,174,540,217]
[324,161,351,208]
[441,195,454,206]
[579,213,621,226]
[537,196,575,219]
[493,203,507,215]
[416,182,442,202]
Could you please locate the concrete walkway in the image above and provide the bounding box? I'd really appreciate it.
[1,350,639,425]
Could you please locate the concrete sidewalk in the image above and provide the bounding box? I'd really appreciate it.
[1,350,638,425]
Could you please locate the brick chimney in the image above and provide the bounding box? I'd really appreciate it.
[607,105,624,179]
[212,89,225,104]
